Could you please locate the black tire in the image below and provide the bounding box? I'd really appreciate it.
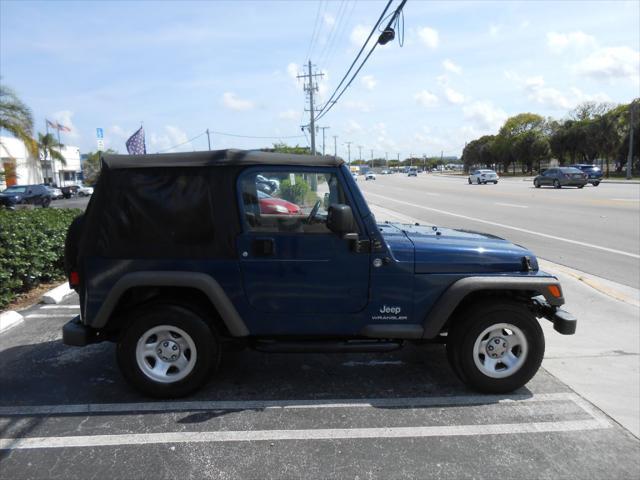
[446,300,545,393]
[578,185,584,189]
[593,181,600,187]
[468,178,472,184]
[41,198,51,208]
[534,179,540,188]
[553,179,561,189]
[116,304,220,398]
[64,214,85,277]
[476,178,481,184]
[493,181,498,184]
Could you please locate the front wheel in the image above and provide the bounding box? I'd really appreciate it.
[553,179,561,189]
[468,178,472,184]
[41,198,51,208]
[446,300,545,393]
[534,180,540,188]
[477,178,481,184]
[116,304,220,398]
[593,181,600,187]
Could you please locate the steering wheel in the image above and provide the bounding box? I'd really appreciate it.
[305,200,321,224]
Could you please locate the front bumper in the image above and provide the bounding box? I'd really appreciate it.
[533,297,577,335]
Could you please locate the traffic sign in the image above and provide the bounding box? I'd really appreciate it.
[97,139,105,150]
[96,128,104,139]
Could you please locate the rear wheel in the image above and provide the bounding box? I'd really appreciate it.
[446,300,545,393]
[117,304,220,398]
[41,198,51,208]
[468,178,472,184]
[534,179,541,188]
[578,185,584,189]
[593,181,600,187]
[477,178,481,184]
[553,179,561,189]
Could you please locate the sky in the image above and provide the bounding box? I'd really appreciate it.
[1,0,639,159]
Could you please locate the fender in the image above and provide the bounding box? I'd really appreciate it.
[421,276,564,339]
[90,271,249,337]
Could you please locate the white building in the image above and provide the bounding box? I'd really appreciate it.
[0,135,82,189]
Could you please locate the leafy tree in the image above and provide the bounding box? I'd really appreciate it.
[82,149,117,185]
[268,143,311,155]
[0,84,38,158]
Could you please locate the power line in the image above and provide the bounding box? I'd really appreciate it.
[305,1,325,61]
[315,0,407,123]
[157,131,207,153]
[316,0,346,67]
[209,130,305,139]
[314,0,394,121]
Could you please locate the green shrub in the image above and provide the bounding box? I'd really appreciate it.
[279,176,310,205]
[0,208,82,309]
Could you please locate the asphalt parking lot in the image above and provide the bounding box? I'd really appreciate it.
[1,295,639,479]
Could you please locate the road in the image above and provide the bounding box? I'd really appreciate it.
[0,295,638,479]
[359,174,640,288]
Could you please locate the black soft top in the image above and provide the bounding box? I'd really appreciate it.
[102,149,343,169]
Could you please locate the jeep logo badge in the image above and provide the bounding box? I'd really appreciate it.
[380,305,401,315]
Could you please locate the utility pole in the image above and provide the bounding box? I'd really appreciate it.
[385,152,388,170]
[206,129,211,151]
[357,145,362,162]
[333,135,338,158]
[297,61,324,155]
[345,141,352,166]
[627,102,636,180]
[317,126,330,156]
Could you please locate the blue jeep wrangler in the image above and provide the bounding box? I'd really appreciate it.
[63,150,576,398]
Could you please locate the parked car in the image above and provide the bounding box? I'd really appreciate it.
[77,185,94,197]
[61,185,79,199]
[407,168,417,177]
[62,149,576,398]
[256,174,278,194]
[351,172,358,181]
[534,167,588,189]
[468,169,499,184]
[569,164,603,186]
[365,172,377,181]
[257,190,301,214]
[45,186,64,199]
[0,184,52,208]
[380,169,391,175]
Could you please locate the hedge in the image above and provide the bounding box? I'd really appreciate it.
[0,208,82,309]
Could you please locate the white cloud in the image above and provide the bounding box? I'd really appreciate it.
[575,46,640,81]
[463,101,508,132]
[222,92,255,111]
[278,109,299,120]
[489,24,501,37]
[51,110,79,139]
[436,74,449,87]
[323,13,335,26]
[444,87,465,105]
[361,75,377,90]
[415,90,438,108]
[343,100,371,112]
[104,125,127,151]
[418,27,439,49]
[149,125,192,153]
[345,120,363,135]
[287,62,299,79]
[442,59,462,74]
[547,31,596,53]
[350,25,372,47]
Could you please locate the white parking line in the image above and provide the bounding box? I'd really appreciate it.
[366,192,640,259]
[39,305,80,310]
[0,419,607,450]
[24,314,75,319]
[495,203,528,209]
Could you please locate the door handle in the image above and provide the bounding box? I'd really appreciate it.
[252,238,275,256]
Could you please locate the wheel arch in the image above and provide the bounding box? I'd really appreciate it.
[421,276,564,339]
[90,271,249,337]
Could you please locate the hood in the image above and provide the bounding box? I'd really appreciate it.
[379,223,538,274]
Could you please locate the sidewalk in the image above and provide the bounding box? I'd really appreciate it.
[369,204,640,438]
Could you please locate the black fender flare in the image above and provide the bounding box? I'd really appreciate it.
[90,271,249,337]
[421,276,564,339]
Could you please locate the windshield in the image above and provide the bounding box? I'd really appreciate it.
[2,186,26,193]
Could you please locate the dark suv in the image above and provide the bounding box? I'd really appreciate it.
[570,164,603,186]
[63,150,576,398]
[0,184,52,208]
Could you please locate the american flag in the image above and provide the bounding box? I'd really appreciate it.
[46,119,71,132]
[126,126,146,155]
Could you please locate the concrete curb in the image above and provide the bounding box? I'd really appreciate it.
[0,311,24,333]
[41,282,75,305]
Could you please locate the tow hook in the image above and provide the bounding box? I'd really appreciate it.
[532,297,577,335]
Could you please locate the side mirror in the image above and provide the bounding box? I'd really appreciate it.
[327,204,355,234]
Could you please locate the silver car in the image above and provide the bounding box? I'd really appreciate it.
[468,169,499,184]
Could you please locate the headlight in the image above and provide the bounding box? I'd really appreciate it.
[274,205,289,213]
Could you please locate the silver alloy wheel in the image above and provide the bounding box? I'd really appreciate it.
[472,323,528,379]
[135,325,197,384]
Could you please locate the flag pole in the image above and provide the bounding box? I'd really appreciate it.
[55,127,62,187]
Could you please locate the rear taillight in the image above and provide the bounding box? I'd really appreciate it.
[69,270,80,287]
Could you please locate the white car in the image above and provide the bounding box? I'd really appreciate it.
[468,169,499,184]
[351,172,358,181]
[77,185,94,196]
[365,172,376,181]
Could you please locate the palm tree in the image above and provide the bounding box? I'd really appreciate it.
[0,84,38,157]
[37,132,66,184]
